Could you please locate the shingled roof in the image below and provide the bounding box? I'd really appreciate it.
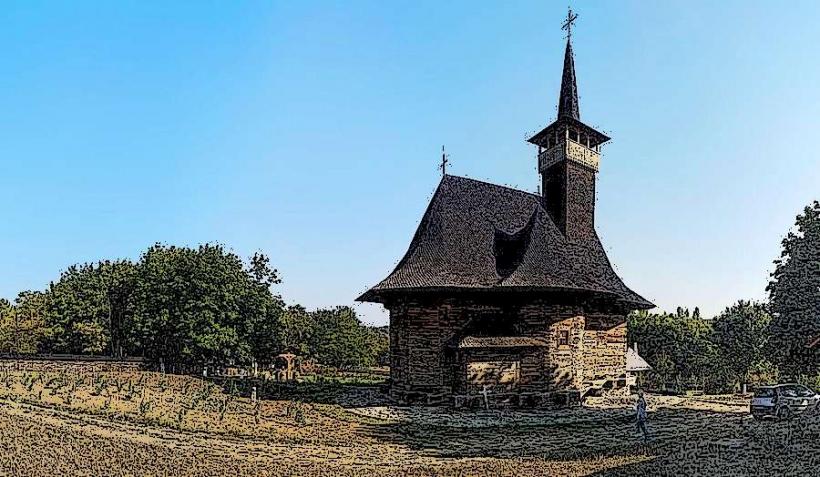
[357,175,653,308]
[458,336,550,349]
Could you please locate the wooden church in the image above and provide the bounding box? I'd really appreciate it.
[358,16,652,407]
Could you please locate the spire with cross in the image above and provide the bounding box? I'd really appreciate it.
[558,7,580,120]
[439,145,449,176]
[561,7,578,41]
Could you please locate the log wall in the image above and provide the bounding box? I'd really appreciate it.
[387,297,628,405]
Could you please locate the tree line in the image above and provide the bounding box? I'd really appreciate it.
[629,201,820,392]
[0,244,387,372]
[1,200,817,390]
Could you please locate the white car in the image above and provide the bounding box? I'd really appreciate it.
[750,383,820,420]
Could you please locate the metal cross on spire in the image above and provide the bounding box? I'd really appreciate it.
[561,7,578,41]
[439,145,449,176]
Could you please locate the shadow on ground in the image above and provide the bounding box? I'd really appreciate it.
[587,415,820,476]
[355,401,820,475]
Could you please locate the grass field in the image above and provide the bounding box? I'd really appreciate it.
[0,368,818,476]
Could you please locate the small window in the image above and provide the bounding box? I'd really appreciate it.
[569,129,578,142]
[558,330,570,346]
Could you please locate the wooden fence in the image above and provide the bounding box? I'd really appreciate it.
[0,354,144,373]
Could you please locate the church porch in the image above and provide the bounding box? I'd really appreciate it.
[452,335,582,408]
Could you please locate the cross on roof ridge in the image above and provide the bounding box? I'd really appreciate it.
[439,145,449,176]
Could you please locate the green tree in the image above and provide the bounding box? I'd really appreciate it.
[276,305,315,356]
[238,252,286,366]
[308,307,377,368]
[628,308,717,392]
[677,314,718,391]
[767,201,820,377]
[711,300,772,390]
[0,299,15,353]
[72,321,108,354]
[364,325,389,366]
[11,291,52,354]
[131,244,284,370]
[98,260,138,358]
[47,261,136,355]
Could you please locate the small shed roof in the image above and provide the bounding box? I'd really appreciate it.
[626,346,651,372]
[458,336,550,349]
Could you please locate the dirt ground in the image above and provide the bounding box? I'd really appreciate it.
[0,372,818,476]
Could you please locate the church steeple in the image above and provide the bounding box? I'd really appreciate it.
[526,8,610,241]
[558,7,580,120]
[557,39,580,121]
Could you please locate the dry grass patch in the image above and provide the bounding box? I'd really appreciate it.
[2,369,818,476]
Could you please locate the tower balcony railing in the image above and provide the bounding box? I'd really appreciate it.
[538,138,600,172]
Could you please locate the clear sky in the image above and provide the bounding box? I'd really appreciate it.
[2,1,819,325]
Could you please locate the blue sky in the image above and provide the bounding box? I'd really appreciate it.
[2,1,819,325]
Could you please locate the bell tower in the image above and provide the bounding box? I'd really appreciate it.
[527,9,609,241]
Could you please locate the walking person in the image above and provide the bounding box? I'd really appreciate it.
[636,390,649,443]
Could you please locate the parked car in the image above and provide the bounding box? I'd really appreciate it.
[750,383,820,420]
